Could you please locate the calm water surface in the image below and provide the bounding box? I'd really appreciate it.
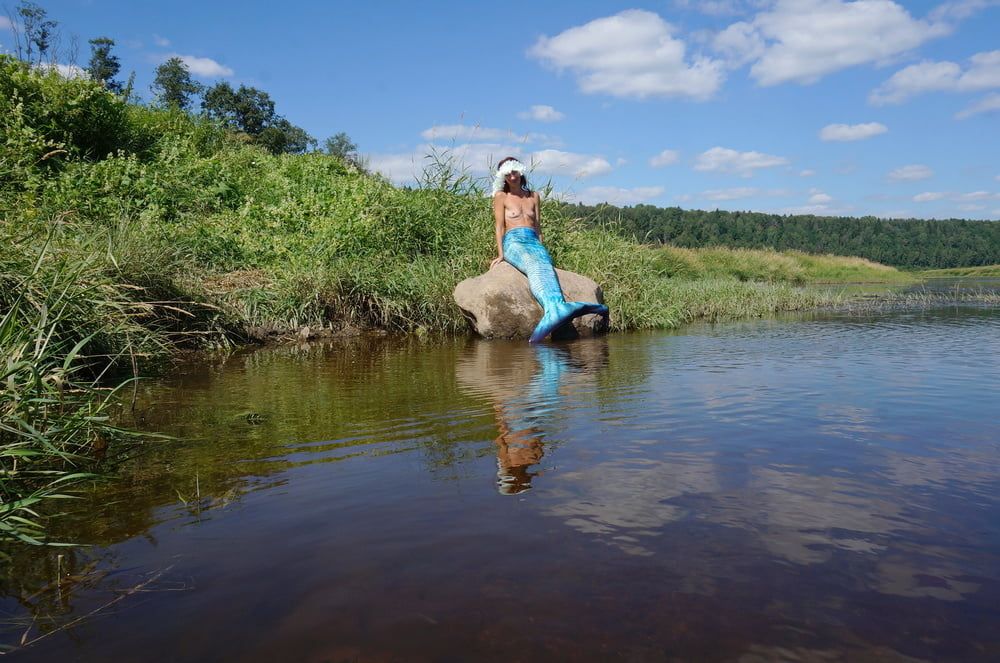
[2,306,999,662]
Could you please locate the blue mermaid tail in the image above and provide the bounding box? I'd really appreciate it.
[502,227,609,343]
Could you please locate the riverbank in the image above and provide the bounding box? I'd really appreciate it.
[0,57,960,546]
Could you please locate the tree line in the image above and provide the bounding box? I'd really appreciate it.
[3,1,359,160]
[564,203,1000,269]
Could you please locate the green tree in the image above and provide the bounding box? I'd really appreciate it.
[151,57,202,110]
[201,82,314,154]
[86,37,121,92]
[324,132,357,161]
[202,82,275,135]
[13,1,57,64]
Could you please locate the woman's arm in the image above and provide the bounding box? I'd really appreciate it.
[491,192,505,268]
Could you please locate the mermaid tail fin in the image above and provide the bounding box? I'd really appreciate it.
[529,301,609,344]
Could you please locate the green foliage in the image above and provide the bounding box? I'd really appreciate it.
[201,81,315,154]
[86,37,122,93]
[11,1,57,64]
[567,202,1000,269]
[0,56,145,170]
[324,132,359,163]
[150,56,201,110]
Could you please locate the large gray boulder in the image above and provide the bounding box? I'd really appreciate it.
[453,262,610,340]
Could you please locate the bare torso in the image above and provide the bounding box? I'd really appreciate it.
[500,191,538,233]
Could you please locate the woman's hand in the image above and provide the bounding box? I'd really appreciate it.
[490,256,504,269]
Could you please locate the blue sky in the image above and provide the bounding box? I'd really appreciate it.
[3,0,999,219]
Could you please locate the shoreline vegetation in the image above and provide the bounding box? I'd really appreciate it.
[1,56,997,546]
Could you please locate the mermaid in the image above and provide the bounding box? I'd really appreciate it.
[491,157,609,343]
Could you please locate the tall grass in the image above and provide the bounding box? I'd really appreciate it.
[0,243,144,548]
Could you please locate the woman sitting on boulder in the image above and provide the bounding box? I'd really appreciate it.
[491,156,608,343]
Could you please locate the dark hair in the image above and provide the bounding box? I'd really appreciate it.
[497,156,529,193]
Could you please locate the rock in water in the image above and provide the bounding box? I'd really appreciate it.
[453,263,610,340]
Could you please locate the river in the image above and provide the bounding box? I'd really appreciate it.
[2,304,999,662]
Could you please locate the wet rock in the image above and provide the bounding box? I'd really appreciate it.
[453,262,609,340]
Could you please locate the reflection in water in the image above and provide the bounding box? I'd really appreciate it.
[2,307,1000,662]
[456,341,610,495]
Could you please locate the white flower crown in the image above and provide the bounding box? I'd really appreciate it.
[490,159,528,196]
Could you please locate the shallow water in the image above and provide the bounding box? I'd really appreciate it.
[3,305,999,662]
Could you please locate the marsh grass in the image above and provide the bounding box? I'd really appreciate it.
[915,265,1000,278]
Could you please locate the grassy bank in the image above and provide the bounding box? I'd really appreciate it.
[1,57,918,544]
[915,265,1000,278]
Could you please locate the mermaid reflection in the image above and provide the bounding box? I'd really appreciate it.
[455,340,609,495]
[491,157,609,343]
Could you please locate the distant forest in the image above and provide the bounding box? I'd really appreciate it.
[562,204,1000,269]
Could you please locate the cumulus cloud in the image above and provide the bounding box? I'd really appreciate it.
[565,186,665,205]
[702,187,761,200]
[368,144,611,184]
[0,16,13,30]
[956,92,1000,119]
[712,21,765,68]
[167,53,233,77]
[694,146,789,177]
[800,169,816,177]
[734,0,950,86]
[808,190,833,204]
[422,125,514,142]
[528,9,725,100]
[819,122,888,141]
[649,149,680,167]
[34,62,87,79]
[888,164,933,180]
[928,0,1000,22]
[532,149,613,178]
[911,190,1000,203]
[870,50,1000,104]
[517,105,565,122]
[421,124,560,146]
[673,0,767,16]
[153,34,170,47]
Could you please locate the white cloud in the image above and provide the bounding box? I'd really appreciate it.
[34,62,87,79]
[888,164,933,181]
[422,125,513,142]
[649,149,680,167]
[528,9,725,100]
[153,34,170,47]
[517,105,565,122]
[914,192,945,201]
[819,122,888,141]
[694,146,789,177]
[565,186,665,205]
[956,190,998,201]
[702,187,760,200]
[808,190,833,204]
[871,50,1000,104]
[674,0,765,16]
[712,21,765,68]
[167,53,233,78]
[928,0,1000,22]
[368,144,611,184]
[0,16,13,30]
[745,0,950,86]
[531,149,612,178]
[800,169,816,177]
[956,92,1000,119]
[420,124,558,145]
